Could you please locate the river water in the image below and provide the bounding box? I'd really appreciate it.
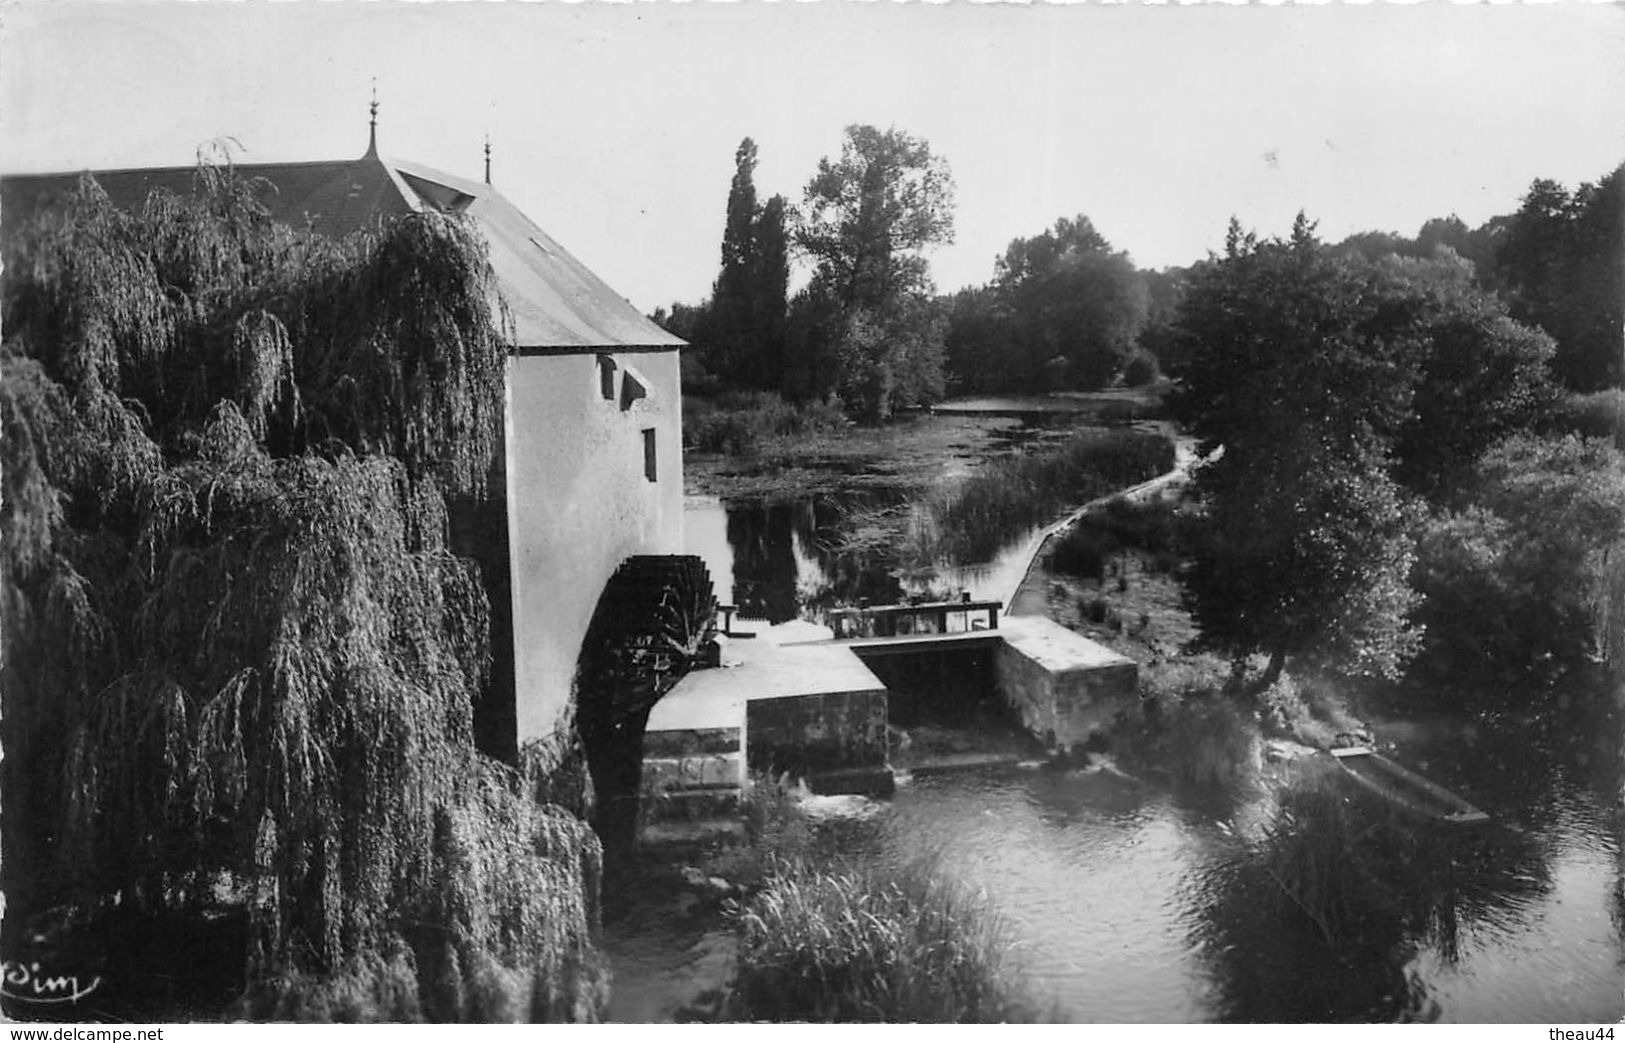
[843,699,1623,1022]
[601,458,1624,1024]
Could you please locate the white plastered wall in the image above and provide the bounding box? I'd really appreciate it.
[504,349,685,742]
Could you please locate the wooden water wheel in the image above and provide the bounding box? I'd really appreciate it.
[572,555,717,849]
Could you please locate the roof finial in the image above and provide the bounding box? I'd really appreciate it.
[484,133,492,186]
[367,79,379,156]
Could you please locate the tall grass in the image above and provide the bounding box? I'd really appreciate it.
[1253,782,1382,945]
[911,428,1174,565]
[726,856,1039,1023]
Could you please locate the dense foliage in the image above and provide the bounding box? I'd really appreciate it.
[1169,217,1429,691]
[0,169,605,1019]
[1333,162,1623,395]
[790,125,956,420]
[1413,434,1625,693]
[947,215,1149,393]
[1383,252,1559,497]
[1495,166,1624,392]
[1170,208,1613,700]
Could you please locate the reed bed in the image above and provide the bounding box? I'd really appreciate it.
[909,428,1173,566]
[727,855,1040,1023]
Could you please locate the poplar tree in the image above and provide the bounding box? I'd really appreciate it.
[748,193,791,391]
[707,138,760,385]
[705,139,790,393]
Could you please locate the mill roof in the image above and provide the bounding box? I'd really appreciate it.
[1,147,683,353]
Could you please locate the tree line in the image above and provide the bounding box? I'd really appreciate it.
[1170,211,1625,706]
[663,130,1622,415]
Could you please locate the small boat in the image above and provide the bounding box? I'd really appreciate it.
[1328,747,1490,824]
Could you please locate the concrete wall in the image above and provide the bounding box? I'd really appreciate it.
[505,349,684,742]
[641,726,745,817]
[745,690,890,792]
[995,616,1138,753]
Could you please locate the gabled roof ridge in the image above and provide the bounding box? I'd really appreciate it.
[3,153,383,181]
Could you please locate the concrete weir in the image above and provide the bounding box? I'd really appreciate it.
[641,621,891,817]
[640,611,1137,821]
[995,616,1138,752]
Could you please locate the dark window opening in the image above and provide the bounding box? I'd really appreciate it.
[597,355,617,400]
[620,371,647,411]
[642,428,658,482]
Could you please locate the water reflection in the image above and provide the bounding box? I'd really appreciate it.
[1189,772,1551,1022]
[685,493,1041,625]
[825,690,1622,1022]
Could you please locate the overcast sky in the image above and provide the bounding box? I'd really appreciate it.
[5,1,1624,312]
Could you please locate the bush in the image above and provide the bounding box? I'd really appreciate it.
[1121,350,1162,388]
[1139,653,1230,704]
[1555,389,1625,450]
[1093,497,1179,555]
[725,856,1039,1023]
[1052,525,1117,580]
[683,391,847,455]
[1095,399,1142,424]
[1115,656,1262,790]
[1254,672,1365,750]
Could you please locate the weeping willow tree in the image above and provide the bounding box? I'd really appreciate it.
[0,166,606,1020]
